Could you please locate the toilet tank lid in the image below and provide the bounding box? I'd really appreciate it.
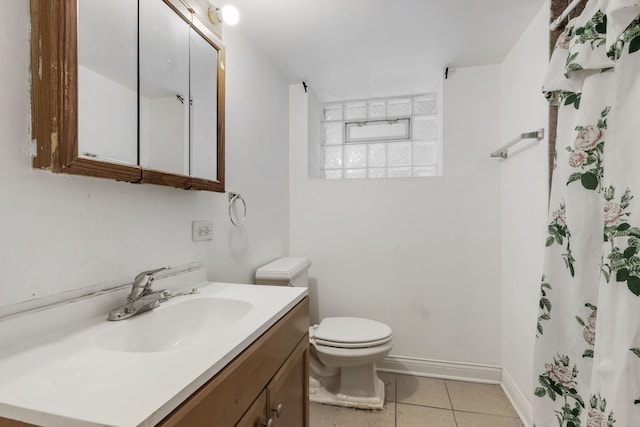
[256,257,312,282]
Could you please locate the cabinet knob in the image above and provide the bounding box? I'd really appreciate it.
[261,418,274,427]
[272,403,283,417]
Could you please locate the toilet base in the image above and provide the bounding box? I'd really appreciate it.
[309,372,386,410]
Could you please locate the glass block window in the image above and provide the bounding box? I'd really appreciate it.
[320,94,441,179]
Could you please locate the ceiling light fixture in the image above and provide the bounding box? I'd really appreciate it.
[207,3,240,26]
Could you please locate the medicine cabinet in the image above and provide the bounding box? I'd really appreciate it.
[30,0,225,192]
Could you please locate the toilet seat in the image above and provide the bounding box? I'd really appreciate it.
[311,317,392,349]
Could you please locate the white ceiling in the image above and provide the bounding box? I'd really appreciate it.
[225,0,547,102]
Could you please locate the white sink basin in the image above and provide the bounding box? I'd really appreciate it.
[0,273,307,427]
[94,297,252,352]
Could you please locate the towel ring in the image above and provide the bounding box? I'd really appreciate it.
[228,192,247,226]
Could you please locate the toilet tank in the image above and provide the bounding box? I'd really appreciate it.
[255,257,312,287]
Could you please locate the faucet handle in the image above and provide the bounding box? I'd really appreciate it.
[128,267,171,302]
[133,266,171,284]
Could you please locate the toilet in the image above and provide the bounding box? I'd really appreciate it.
[256,257,393,410]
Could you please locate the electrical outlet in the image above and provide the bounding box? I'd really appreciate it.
[192,221,213,242]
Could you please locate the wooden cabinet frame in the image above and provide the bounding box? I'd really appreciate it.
[29,0,225,192]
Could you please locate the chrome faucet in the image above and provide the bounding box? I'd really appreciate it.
[108,267,172,321]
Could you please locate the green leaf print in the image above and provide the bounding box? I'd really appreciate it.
[627,276,640,296]
[603,187,640,296]
[564,249,576,277]
[581,172,599,190]
[574,10,607,49]
[537,278,552,337]
[547,203,575,276]
[567,173,582,185]
[564,92,582,109]
[624,246,639,258]
[616,268,629,281]
[630,36,640,54]
[608,17,640,59]
[576,304,596,358]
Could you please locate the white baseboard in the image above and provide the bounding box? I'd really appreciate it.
[501,369,532,427]
[377,355,502,383]
[377,355,532,427]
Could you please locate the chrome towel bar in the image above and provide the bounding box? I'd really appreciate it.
[491,128,544,159]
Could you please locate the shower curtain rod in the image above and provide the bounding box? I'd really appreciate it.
[490,128,545,159]
[550,0,584,30]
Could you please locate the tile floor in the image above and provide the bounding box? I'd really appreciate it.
[309,373,524,427]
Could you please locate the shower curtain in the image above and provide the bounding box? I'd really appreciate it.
[533,1,640,426]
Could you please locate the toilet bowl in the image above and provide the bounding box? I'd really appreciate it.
[256,257,393,409]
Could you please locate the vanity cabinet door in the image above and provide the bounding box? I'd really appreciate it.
[267,337,309,427]
[235,390,267,427]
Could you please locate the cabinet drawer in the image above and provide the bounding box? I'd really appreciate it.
[158,297,309,427]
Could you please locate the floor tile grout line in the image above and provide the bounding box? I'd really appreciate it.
[394,373,397,427]
[453,409,523,419]
[444,380,459,427]
[395,401,453,410]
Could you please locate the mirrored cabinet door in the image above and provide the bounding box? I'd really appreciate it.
[189,28,219,181]
[77,0,138,165]
[139,0,190,176]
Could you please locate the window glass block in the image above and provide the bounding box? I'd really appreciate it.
[368,168,386,178]
[413,96,437,115]
[368,100,386,118]
[324,169,343,179]
[324,104,343,121]
[388,167,411,178]
[387,142,411,166]
[322,122,344,145]
[319,93,441,180]
[412,166,437,177]
[387,98,411,117]
[412,115,437,140]
[368,143,386,167]
[344,102,367,120]
[413,141,437,165]
[344,169,367,179]
[323,145,343,169]
[344,144,367,168]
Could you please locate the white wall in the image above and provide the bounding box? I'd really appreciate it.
[0,3,289,315]
[499,2,550,424]
[289,64,502,367]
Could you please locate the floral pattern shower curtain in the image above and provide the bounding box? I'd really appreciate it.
[533,1,640,426]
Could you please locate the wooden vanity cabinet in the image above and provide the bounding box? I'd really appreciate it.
[235,336,308,427]
[237,338,309,427]
[159,297,309,427]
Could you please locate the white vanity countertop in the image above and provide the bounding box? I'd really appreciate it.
[0,279,307,427]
